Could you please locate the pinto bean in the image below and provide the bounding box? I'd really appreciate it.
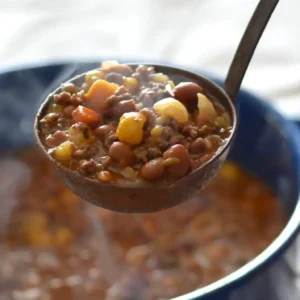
[163,144,190,178]
[109,142,135,167]
[140,158,165,180]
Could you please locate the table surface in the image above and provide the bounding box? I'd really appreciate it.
[0,0,299,297]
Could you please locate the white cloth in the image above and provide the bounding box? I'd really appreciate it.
[0,0,299,296]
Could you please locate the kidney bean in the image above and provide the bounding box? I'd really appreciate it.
[173,82,203,111]
[94,124,116,141]
[109,142,135,167]
[140,158,165,180]
[104,100,137,120]
[163,144,190,178]
[190,138,206,154]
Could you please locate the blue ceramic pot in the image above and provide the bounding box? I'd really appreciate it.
[0,61,299,300]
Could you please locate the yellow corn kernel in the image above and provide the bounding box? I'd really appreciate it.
[152,73,169,83]
[54,141,73,161]
[120,167,137,178]
[48,103,63,113]
[68,125,94,146]
[151,125,163,137]
[26,229,52,247]
[85,70,105,86]
[219,162,240,181]
[196,93,217,125]
[53,227,74,246]
[123,77,138,92]
[116,112,146,145]
[167,80,175,89]
[153,98,188,124]
[22,212,48,233]
[161,157,180,167]
[100,60,119,71]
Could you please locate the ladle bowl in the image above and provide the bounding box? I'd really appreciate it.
[34,64,237,213]
[34,0,279,213]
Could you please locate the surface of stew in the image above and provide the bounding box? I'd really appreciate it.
[0,149,286,300]
[39,61,232,185]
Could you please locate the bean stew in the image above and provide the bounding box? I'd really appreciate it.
[38,61,232,185]
[0,148,286,300]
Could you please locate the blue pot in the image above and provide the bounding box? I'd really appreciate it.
[0,61,299,300]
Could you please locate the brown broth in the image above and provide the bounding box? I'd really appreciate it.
[0,148,286,300]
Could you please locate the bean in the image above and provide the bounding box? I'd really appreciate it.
[163,144,190,178]
[140,158,165,180]
[104,99,137,120]
[109,142,135,167]
[97,171,112,183]
[94,124,116,141]
[190,138,206,154]
[173,82,203,111]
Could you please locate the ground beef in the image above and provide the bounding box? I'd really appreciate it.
[133,65,155,83]
[104,133,118,148]
[182,125,199,138]
[147,148,162,160]
[106,93,133,107]
[169,134,185,146]
[54,92,83,106]
[45,131,68,148]
[134,146,149,163]
[79,159,103,176]
[161,126,173,141]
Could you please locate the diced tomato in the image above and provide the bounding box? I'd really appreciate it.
[72,106,103,128]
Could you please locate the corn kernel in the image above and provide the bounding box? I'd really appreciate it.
[161,157,180,167]
[54,141,73,161]
[26,229,52,247]
[85,70,105,86]
[152,73,169,83]
[123,77,138,92]
[22,212,48,232]
[219,162,240,181]
[100,60,119,71]
[196,93,217,126]
[153,98,188,124]
[48,104,63,113]
[68,125,95,146]
[151,125,163,137]
[116,112,146,145]
[120,167,137,178]
[53,227,74,246]
[167,80,175,88]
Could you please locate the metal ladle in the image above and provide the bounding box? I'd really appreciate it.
[34,0,279,213]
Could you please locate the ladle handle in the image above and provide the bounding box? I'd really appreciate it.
[224,0,280,102]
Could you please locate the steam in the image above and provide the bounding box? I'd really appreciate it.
[0,158,31,235]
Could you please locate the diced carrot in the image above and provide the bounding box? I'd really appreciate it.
[85,79,119,112]
[72,105,103,128]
